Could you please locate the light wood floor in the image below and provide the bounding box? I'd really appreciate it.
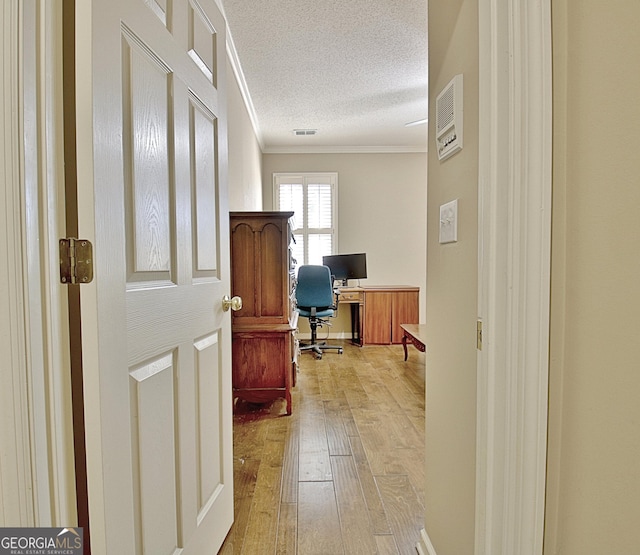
[219,340,426,555]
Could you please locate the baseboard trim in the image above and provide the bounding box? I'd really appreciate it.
[296,332,352,341]
[416,528,437,555]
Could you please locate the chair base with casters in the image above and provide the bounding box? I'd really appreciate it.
[297,308,343,359]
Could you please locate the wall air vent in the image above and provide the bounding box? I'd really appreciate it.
[293,129,318,136]
[435,74,463,161]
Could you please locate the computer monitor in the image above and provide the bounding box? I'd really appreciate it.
[322,253,367,286]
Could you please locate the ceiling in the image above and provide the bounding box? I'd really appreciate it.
[220,0,428,153]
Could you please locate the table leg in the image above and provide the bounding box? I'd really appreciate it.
[350,302,363,346]
[402,333,408,361]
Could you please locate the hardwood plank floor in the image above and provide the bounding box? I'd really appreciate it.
[219,341,426,555]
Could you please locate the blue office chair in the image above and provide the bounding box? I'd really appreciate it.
[295,265,344,359]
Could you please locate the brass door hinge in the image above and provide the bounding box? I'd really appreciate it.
[60,238,94,284]
[477,320,483,350]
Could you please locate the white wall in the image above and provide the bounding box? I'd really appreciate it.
[262,152,427,335]
[226,59,263,211]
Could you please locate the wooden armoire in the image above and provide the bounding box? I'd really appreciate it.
[229,212,297,415]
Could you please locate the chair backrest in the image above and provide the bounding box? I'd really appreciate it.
[295,265,334,309]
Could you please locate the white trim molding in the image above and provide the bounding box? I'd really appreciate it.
[263,144,428,155]
[1,0,75,527]
[23,0,76,526]
[476,1,552,555]
[416,528,438,555]
[224,26,264,151]
[1,0,36,525]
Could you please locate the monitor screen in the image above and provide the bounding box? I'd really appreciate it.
[322,253,367,285]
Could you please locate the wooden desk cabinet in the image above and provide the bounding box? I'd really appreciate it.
[362,286,419,345]
[230,211,297,414]
[338,285,419,345]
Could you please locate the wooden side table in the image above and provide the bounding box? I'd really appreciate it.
[400,324,428,361]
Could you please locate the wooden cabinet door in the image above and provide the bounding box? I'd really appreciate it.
[364,292,393,344]
[232,331,288,390]
[232,329,293,414]
[230,222,258,317]
[392,291,420,343]
[230,213,292,325]
[259,222,286,318]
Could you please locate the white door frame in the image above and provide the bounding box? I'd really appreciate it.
[1,0,76,527]
[6,0,552,548]
[0,0,34,524]
[417,3,552,553]
[476,1,552,555]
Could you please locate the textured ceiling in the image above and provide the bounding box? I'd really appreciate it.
[220,0,428,153]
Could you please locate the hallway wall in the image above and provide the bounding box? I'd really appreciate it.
[424,1,479,553]
[545,1,640,553]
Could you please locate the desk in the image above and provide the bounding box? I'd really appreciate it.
[336,287,364,345]
[400,323,428,361]
[337,286,419,345]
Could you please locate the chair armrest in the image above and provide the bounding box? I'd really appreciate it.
[331,290,339,311]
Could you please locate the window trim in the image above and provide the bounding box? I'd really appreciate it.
[272,172,339,265]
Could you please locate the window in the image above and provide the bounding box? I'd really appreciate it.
[273,173,337,271]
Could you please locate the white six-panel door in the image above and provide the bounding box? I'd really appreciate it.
[74,0,233,552]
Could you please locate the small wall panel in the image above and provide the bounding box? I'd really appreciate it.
[193,332,224,517]
[122,30,174,285]
[129,353,180,555]
[190,93,219,278]
[187,0,216,84]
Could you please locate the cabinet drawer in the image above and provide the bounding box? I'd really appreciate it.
[338,291,363,303]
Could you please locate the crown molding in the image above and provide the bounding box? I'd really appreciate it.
[224,25,265,151]
[262,144,428,154]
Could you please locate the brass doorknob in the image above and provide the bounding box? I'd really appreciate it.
[222,295,243,312]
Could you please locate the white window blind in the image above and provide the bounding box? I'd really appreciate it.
[274,173,337,271]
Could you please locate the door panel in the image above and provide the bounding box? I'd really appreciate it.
[123,27,173,284]
[194,332,223,513]
[191,95,219,275]
[187,2,217,85]
[75,0,232,553]
[129,354,179,554]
